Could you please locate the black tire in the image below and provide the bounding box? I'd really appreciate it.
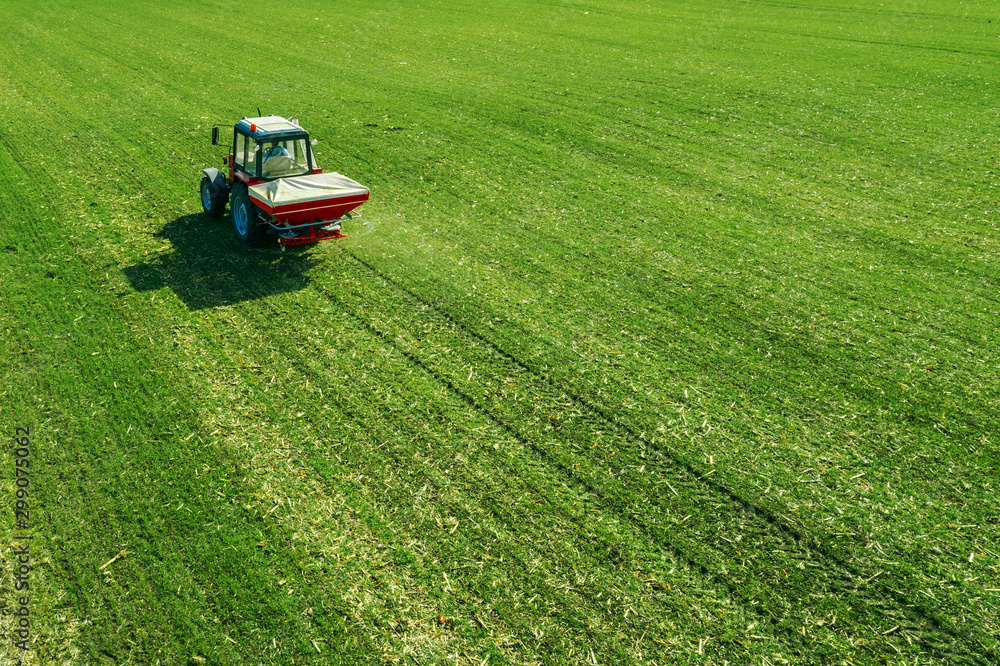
[200,176,226,218]
[230,186,264,247]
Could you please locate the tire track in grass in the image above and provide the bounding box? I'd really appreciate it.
[394,262,996,660]
[143,260,820,664]
[261,274,864,662]
[187,289,778,663]
[294,259,932,665]
[282,298,806,663]
[324,249,996,662]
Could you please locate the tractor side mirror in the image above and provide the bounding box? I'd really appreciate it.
[211,126,219,145]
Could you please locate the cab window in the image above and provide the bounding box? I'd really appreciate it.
[233,132,257,175]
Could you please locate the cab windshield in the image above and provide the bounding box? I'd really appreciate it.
[260,137,313,179]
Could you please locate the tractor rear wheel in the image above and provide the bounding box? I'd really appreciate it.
[200,176,226,218]
[231,186,264,247]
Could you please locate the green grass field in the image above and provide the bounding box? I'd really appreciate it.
[1,0,998,663]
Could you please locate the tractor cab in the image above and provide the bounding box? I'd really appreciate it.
[217,116,319,183]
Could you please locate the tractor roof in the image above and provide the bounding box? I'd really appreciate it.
[236,116,308,141]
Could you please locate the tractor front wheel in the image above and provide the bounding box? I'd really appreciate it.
[231,186,264,247]
[200,176,226,218]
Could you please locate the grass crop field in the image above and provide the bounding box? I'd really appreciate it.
[1,0,998,663]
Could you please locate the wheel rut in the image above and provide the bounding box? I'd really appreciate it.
[308,248,996,662]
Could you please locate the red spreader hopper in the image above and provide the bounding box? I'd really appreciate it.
[249,172,369,246]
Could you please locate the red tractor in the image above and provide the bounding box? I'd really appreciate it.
[200,116,369,247]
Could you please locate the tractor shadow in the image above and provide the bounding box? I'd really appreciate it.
[122,214,322,310]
